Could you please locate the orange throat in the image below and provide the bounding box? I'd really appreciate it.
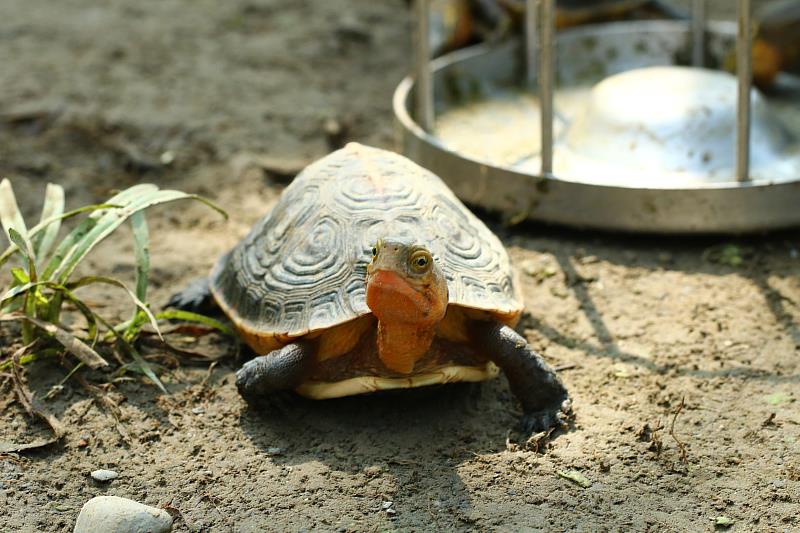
[366,269,446,374]
[375,322,436,374]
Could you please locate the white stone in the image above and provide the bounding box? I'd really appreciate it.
[90,469,118,482]
[74,496,172,533]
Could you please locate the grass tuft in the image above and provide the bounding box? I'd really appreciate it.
[0,180,227,392]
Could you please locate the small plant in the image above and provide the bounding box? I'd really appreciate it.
[702,243,752,267]
[0,179,227,391]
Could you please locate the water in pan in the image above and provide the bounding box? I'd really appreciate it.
[434,67,800,188]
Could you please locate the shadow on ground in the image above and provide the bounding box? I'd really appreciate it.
[237,381,536,523]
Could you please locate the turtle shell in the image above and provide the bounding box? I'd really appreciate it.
[210,143,522,352]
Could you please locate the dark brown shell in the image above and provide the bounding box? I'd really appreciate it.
[210,143,522,342]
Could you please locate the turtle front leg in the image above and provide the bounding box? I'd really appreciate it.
[165,277,215,313]
[471,321,571,434]
[236,341,315,399]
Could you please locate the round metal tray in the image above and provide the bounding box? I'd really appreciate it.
[393,20,800,233]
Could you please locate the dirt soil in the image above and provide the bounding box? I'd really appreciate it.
[1,0,798,531]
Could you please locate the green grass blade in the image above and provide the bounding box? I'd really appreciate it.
[130,211,149,302]
[91,310,168,394]
[56,287,99,347]
[45,187,224,284]
[0,178,28,242]
[0,280,98,345]
[117,340,168,394]
[7,228,38,343]
[102,183,161,206]
[0,203,120,270]
[66,275,162,340]
[0,351,41,371]
[40,215,98,280]
[7,228,36,281]
[10,267,29,284]
[33,183,65,265]
[126,211,149,338]
[41,184,159,280]
[0,312,108,369]
[0,269,26,313]
[182,194,228,220]
[155,309,236,337]
[0,280,37,307]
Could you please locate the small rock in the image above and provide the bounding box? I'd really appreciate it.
[363,465,382,478]
[90,469,118,482]
[324,117,348,150]
[230,152,309,183]
[381,501,393,510]
[714,516,735,529]
[73,496,172,533]
[266,447,285,456]
[191,407,205,415]
[335,16,372,43]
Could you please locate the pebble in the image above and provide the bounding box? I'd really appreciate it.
[90,469,118,482]
[363,465,382,478]
[73,496,172,533]
[335,16,372,42]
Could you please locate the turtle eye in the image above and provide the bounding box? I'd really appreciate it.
[409,250,432,272]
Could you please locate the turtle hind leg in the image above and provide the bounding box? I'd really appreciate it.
[165,277,215,313]
[236,341,315,400]
[470,320,572,434]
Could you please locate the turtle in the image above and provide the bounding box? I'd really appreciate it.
[748,0,800,89]
[168,143,570,433]
[427,0,686,56]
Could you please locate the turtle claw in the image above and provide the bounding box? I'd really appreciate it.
[235,357,266,399]
[165,277,213,313]
[471,322,572,438]
[520,399,572,435]
[235,342,315,400]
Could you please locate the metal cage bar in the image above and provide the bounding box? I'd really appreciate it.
[736,0,752,182]
[414,0,434,132]
[691,0,706,67]
[525,0,539,88]
[538,0,555,176]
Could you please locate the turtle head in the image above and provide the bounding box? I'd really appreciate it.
[365,238,448,373]
[365,238,448,326]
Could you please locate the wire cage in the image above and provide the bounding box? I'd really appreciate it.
[393,0,800,233]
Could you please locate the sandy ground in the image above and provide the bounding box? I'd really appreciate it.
[1,0,798,531]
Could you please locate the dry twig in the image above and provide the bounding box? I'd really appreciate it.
[670,396,688,463]
[0,343,66,453]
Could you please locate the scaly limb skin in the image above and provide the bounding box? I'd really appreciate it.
[235,341,315,399]
[470,320,571,434]
[165,277,214,313]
